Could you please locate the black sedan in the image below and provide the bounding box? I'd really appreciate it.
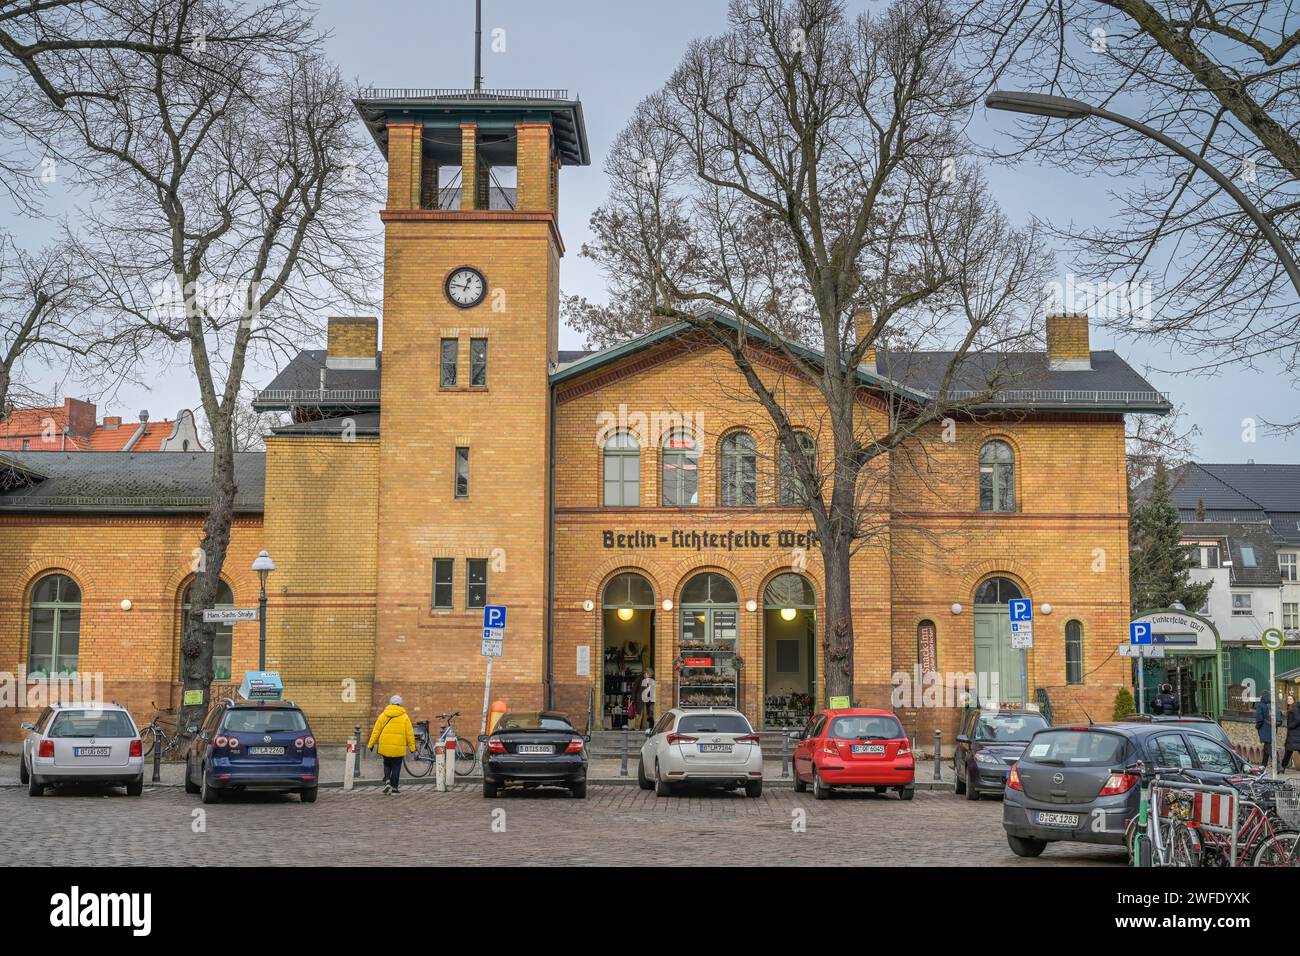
[481,711,589,798]
[953,707,1049,800]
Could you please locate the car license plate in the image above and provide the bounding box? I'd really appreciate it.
[516,744,553,755]
[699,743,732,753]
[74,747,111,757]
[249,746,285,756]
[852,744,886,755]
[1034,811,1080,828]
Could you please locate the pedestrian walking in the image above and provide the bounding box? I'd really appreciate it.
[1283,693,1300,773]
[1152,683,1179,716]
[1255,688,1277,766]
[639,668,656,730]
[368,695,416,795]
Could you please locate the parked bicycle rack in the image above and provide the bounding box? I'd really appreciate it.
[1149,779,1240,866]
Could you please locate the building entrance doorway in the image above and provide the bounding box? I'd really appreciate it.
[601,572,655,730]
[973,576,1025,705]
[763,573,817,729]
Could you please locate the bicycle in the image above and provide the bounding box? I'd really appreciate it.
[1123,761,1190,867]
[1159,772,1299,867]
[403,711,477,779]
[139,701,189,759]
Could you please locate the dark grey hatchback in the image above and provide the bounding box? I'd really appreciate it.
[1002,721,1252,858]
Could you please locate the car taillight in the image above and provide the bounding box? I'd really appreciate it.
[304,736,316,749]
[129,739,142,758]
[896,740,911,755]
[1007,765,1024,791]
[565,738,584,753]
[214,735,228,748]
[666,733,698,745]
[227,736,239,749]
[38,740,54,758]
[488,737,507,754]
[1099,772,1138,796]
[734,734,760,745]
[294,737,305,749]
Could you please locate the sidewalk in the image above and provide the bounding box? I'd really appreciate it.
[0,745,957,790]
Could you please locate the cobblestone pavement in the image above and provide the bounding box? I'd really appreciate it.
[0,782,1125,867]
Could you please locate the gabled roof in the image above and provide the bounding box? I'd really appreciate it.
[0,451,264,514]
[1163,462,1300,546]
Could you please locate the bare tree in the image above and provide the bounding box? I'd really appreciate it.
[0,227,94,415]
[965,0,1300,422]
[21,0,382,725]
[199,387,285,452]
[569,0,1053,700]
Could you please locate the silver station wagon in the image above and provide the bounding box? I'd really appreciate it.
[21,703,145,796]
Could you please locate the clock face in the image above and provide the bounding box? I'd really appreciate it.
[446,267,486,309]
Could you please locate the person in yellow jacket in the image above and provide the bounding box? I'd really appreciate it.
[367,695,416,795]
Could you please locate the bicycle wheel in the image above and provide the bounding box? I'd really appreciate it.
[453,736,477,777]
[1169,823,1202,867]
[1252,831,1300,867]
[140,727,158,758]
[404,739,434,778]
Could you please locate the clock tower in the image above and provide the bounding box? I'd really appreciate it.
[355,89,589,719]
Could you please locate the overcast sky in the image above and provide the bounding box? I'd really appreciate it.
[9,0,1297,462]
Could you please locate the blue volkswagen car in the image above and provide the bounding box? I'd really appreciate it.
[185,699,319,803]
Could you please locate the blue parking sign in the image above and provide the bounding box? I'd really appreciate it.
[484,605,507,630]
[1130,621,1152,645]
[1008,598,1032,622]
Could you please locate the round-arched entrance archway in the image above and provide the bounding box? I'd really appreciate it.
[601,572,655,730]
[762,572,817,729]
[973,576,1025,705]
[678,572,740,711]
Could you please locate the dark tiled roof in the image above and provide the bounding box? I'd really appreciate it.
[1164,463,1300,545]
[0,451,265,513]
[1180,520,1282,586]
[253,349,381,411]
[270,413,380,437]
[557,349,594,365]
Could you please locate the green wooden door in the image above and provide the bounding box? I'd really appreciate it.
[974,606,1022,704]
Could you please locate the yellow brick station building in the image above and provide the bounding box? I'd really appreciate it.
[0,91,1170,743]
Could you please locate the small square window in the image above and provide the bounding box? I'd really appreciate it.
[470,338,487,387]
[467,558,487,608]
[455,447,470,498]
[432,559,454,609]
[1239,544,1257,568]
[1231,593,1252,616]
[440,338,459,387]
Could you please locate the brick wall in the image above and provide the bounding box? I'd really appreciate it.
[326,317,378,361]
[1046,313,1090,362]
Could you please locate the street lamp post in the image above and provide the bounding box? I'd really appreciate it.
[984,91,1300,300]
[252,550,276,670]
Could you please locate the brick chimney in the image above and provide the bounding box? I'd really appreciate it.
[326,316,378,370]
[855,309,877,374]
[1046,313,1092,371]
[62,398,97,438]
[102,416,122,429]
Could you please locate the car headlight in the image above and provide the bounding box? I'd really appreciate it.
[974,751,1004,766]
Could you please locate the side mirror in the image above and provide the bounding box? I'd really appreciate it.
[186,724,199,735]
[477,734,487,743]
[956,734,970,745]
[19,722,34,731]
[583,734,592,743]
[644,728,653,738]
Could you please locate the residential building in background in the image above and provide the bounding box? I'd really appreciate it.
[0,399,203,453]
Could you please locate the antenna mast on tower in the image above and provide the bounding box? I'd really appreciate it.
[473,0,483,92]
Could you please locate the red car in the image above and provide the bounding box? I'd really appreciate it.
[792,708,915,800]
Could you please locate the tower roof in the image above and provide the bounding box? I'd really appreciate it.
[354,88,590,167]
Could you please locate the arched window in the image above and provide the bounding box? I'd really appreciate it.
[778,432,817,506]
[720,431,757,506]
[681,572,738,606]
[183,579,236,681]
[28,574,81,676]
[974,576,1023,604]
[602,572,655,609]
[661,430,699,506]
[979,440,1016,513]
[763,572,815,608]
[1065,620,1084,685]
[603,431,640,506]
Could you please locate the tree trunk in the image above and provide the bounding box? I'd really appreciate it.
[819,526,855,702]
[179,432,237,729]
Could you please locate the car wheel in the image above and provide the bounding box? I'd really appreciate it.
[654,761,673,797]
[637,758,654,791]
[300,787,318,803]
[897,785,915,801]
[27,766,44,797]
[812,769,830,800]
[126,775,144,797]
[19,754,29,785]
[571,778,587,799]
[954,766,966,795]
[873,786,886,795]
[483,779,498,798]
[1007,834,1047,858]
[744,779,763,798]
[793,768,807,793]
[966,776,980,801]
[200,766,220,804]
[184,756,200,794]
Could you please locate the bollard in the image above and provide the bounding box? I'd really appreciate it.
[434,738,447,792]
[445,730,457,789]
[353,724,362,778]
[781,728,790,778]
[933,728,942,782]
[620,723,629,777]
[151,733,162,783]
[343,736,356,791]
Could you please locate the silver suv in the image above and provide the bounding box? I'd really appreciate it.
[21,703,145,796]
[638,707,764,797]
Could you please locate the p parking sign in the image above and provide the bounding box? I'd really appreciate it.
[1129,621,1152,645]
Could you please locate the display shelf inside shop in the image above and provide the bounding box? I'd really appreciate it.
[763,694,815,729]
[603,652,646,730]
[676,648,739,709]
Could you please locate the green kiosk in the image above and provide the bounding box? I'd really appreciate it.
[1130,608,1224,719]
